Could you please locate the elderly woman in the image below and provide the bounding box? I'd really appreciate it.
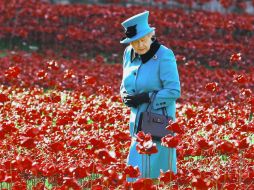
[119,11,181,184]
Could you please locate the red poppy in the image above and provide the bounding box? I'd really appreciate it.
[20,137,36,149]
[240,88,252,98]
[37,70,48,80]
[159,169,176,184]
[50,141,65,153]
[185,108,197,119]
[0,93,9,103]
[84,75,97,85]
[124,165,141,178]
[16,155,33,171]
[161,134,180,148]
[94,148,117,164]
[62,177,82,190]
[192,176,211,190]
[216,140,237,155]
[132,178,156,190]
[5,66,21,80]
[72,165,89,179]
[112,130,130,142]
[102,168,124,187]
[47,60,59,71]
[245,147,254,159]
[197,138,212,150]
[64,69,75,79]
[233,74,248,84]
[205,82,219,92]
[136,140,158,155]
[89,137,107,151]
[135,131,152,143]
[236,137,250,150]
[185,60,198,67]
[12,181,27,190]
[230,53,242,64]
[166,121,184,134]
[25,127,41,138]
[0,169,6,181]
[208,60,220,67]
[50,92,61,103]
[220,0,233,9]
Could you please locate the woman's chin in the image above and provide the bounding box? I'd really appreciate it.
[138,50,146,55]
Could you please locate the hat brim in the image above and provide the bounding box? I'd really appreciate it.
[120,27,155,44]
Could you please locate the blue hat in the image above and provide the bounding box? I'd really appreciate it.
[120,11,155,44]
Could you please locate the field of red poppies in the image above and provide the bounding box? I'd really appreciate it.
[0,1,254,190]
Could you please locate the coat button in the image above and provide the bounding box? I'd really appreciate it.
[132,89,135,93]
[133,72,136,76]
[153,55,157,60]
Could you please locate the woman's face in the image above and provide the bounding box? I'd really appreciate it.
[130,33,153,55]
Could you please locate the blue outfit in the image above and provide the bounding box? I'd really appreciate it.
[120,39,181,182]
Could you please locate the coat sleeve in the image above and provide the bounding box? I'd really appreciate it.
[119,46,129,100]
[149,48,181,109]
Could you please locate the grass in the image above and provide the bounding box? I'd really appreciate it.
[249,112,253,122]
[0,180,58,190]
[0,38,39,52]
[0,174,102,189]
[0,51,7,58]
[251,134,254,144]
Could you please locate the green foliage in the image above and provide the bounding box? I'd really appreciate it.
[0,38,39,52]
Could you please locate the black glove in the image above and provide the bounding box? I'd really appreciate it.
[122,92,150,108]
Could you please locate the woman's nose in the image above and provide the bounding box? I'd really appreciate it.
[137,41,143,47]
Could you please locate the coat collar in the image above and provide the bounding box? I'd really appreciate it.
[130,38,161,64]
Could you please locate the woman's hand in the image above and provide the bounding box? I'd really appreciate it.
[122,92,150,108]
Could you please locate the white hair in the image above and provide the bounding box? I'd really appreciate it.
[150,30,155,36]
[147,30,156,39]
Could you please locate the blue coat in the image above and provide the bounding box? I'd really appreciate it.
[120,39,181,182]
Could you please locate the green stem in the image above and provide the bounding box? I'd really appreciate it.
[249,112,253,122]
